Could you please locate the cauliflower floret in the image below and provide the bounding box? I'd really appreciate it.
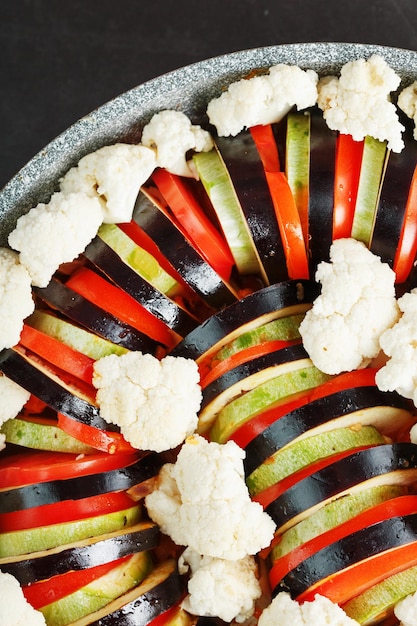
[299,238,400,375]
[398,80,417,140]
[59,143,156,223]
[206,63,318,137]
[0,374,30,450]
[376,288,417,406]
[178,547,262,623]
[394,589,417,626]
[93,351,202,452]
[0,248,34,349]
[141,110,213,178]
[145,435,276,559]
[317,54,404,152]
[258,592,360,626]
[8,191,103,288]
[0,571,46,626]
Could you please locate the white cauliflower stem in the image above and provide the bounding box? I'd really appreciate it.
[376,288,417,407]
[206,63,318,137]
[317,54,404,152]
[93,351,202,452]
[178,548,262,623]
[258,592,360,626]
[141,110,213,178]
[145,435,276,559]
[0,374,30,452]
[0,373,30,429]
[394,589,417,626]
[0,571,46,626]
[8,191,103,288]
[299,238,400,375]
[0,248,34,350]
[398,80,417,140]
[60,143,156,223]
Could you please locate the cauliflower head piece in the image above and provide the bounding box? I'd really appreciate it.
[145,435,276,559]
[0,571,46,626]
[317,54,404,152]
[299,238,399,375]
[178,548,262,623]
[376,289,417,407]
[398,80,417,140]
[141,110,213,178]
[0,248,34,350]
[60,143,156,223]
[93,351,202,452]
[8,191,103,288]
[258,592,359,626]
[207,63,318,137]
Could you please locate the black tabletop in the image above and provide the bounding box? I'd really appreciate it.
[1,0,417,190]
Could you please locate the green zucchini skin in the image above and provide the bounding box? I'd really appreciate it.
[34,279,160,353]
[1,522,160,585]
[171,279,319,361]
[265,442,417,530]
[276,513,417,599]
[0,452,170,514]
[133,191,238,309]
[215,131,288,285]
[243,385,412,476]
[83,237,197,337]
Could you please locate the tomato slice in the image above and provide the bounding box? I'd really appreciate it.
[199,339,300,389]
[66,266,177,350]
[18,324,95,385]
[0,490,135,532]
[269,494,417,591]
[119,220,185,282]
[250,124,281,173]
[251,121,308,279]
[264,171,309,279]
[296,532,417,606]
[0,448,139,489]
[23,555,129,608]
[151,169,235,282]
[231,368,378,449]
[57,412,135,455]
[333,134,364,240]
[393,164,417,284]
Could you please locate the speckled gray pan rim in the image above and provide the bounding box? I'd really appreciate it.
[1,42,416,247]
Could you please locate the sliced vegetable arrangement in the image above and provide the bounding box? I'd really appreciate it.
[2,53,417,626]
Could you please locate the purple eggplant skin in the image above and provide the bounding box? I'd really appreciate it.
[308,108,337,271]
[34,279,161,353]
[201,343,307,410]
[87,560,185,626]
[215,131,288,285]
[0,452,169,514]
[265,442,417,529]
[1,522,160,585]
[0,348,113,431]
[272,117,288,171]
[370,115,417,269]
[170,279,319,360]
[243,385,413,476]
[275,512,417,599]
[83,237,197,337]
[133,191,237,309]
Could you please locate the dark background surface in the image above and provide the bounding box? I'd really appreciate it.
[1,0,417,190]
